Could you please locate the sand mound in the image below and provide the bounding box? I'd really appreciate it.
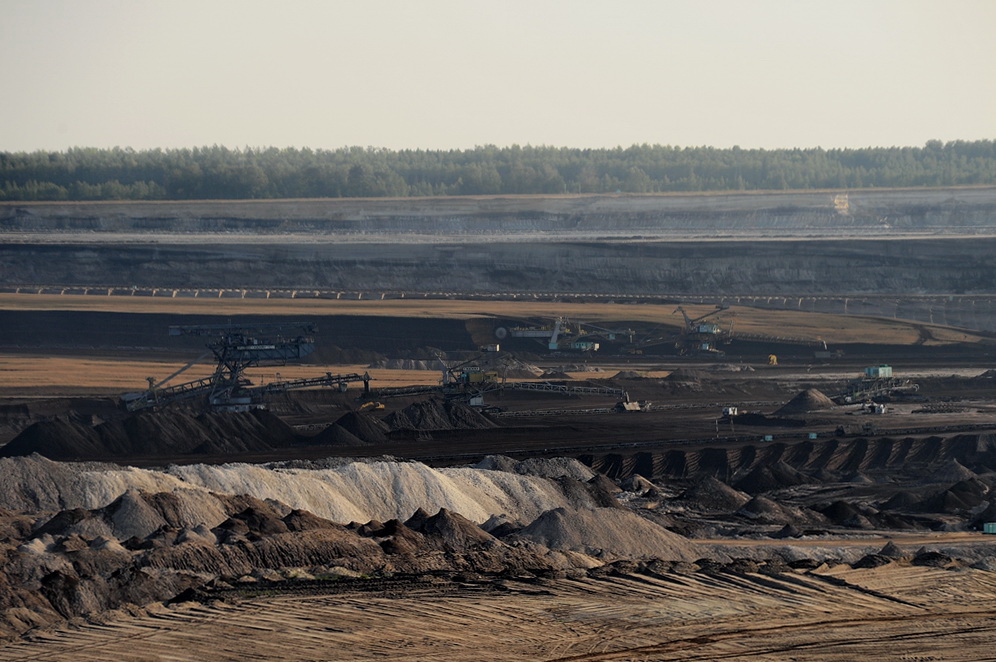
[553,364,603,374]
[0,455,620,528]
[513,507,698,561]
[588,473,622,496]
[541,370,572,379]
[775,388,835,416]
[549,475,622,510]
[503,365,545,379]
[31,487,232,541]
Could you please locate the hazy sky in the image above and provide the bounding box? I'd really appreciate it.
[2,0,993,152]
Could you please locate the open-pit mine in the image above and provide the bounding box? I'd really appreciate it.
[1,188,996,660]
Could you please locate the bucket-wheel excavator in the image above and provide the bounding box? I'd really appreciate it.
[121,322,370,412]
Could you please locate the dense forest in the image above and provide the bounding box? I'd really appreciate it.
[1,141,993,201]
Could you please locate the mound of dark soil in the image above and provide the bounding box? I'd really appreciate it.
[666,369,702,382]
[333,411,391,443]
[0,410,298,461]
[587,434,996,484]
[912,550,953,567]
[307,424,368,447]
[403,508,495,550]
[817,500,877,529]
[283,509,339,532]
[771,523,803,539]
[219,506,291,539]
[931,459,978,483]
[734,461,812,494]
[852,554,894,569]
[919,478,990,514]
[611,370,645,380]
[384,399,496,431]
[677,476,751,513]
[880,491,922,511]
[735,496,797,524]
[620,474,656,494]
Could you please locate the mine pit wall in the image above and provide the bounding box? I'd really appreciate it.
[2,237,996,331]
[3,187,996,235]
[3,188,995,331]
[2,238,995,295]
[581,433,996,483]
[703,294,996,333]
[0,310,477,358]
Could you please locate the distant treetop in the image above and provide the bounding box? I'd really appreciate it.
[1,141,993,201]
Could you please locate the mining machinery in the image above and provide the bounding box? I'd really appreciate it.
[831,364,919,404]
[367,347,627,409]
[492,317,635,353]
[634,305,837,359]
[121,322,370,412]
[672,305,733,355]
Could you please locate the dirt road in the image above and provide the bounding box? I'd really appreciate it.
[2,565,993,661]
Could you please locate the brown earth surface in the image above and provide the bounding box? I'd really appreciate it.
[2,191,996,659]
[2,564,995,662]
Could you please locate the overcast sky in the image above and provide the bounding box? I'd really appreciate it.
[2,0,993,152]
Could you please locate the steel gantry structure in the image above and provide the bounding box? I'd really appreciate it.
[121,322,370,412]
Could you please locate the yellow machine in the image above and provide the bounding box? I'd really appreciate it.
[768,354,778,365]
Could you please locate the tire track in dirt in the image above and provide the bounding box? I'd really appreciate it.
[544,610,996,662]
[6,567,990,661]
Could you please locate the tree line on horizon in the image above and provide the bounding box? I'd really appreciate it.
[0,140,993,202]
